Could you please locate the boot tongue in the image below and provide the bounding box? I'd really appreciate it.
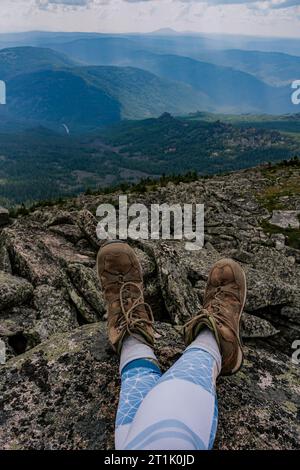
[220,283,241,302]
[112,295,134,311]
[205,304,236,343]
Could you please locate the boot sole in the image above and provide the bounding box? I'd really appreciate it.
[225,260,247,375]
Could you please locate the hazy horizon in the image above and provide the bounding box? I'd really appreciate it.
[1,28,300,41]
[0,1,300,39]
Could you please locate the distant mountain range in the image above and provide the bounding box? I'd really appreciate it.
[92,50,292,114]
[0,30,299,131]
[46,35,300,87]
[0,46,74,79]
[193,49,300,87]
[0,47,212,130]
[1,30,300,55]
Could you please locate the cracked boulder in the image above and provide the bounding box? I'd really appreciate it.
[270,210,300,230]
[241,313,279,338]
[32,285,78,342]
[67,263,104,314]
[0,271,33,310]
[2,222,94,286]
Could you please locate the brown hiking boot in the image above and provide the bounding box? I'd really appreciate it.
[97,241,154,354]
[183,258,246,375]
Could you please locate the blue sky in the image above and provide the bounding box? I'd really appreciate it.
[0,0,300,37]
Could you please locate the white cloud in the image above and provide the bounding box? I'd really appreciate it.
[0,0,299,36]
[271,0,300,8]
[36,0,111,10]
[36,0,92,10]
[34,0,300,10]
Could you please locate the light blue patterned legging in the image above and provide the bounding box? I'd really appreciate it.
[115,348,218,450]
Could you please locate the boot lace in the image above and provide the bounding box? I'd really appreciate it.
[114,281,154,336]
[186,286,240,341]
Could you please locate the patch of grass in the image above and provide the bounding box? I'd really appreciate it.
[260,219,300,250]
[256,157,300,211]
[257,191,285,212]
[260,156,300,178]
[257,181,300,211]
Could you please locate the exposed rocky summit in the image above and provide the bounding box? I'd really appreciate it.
[0,161,299,449]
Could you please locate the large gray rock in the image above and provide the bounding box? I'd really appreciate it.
[154,241,202,323]
[241,313,279,338]
[0,271,33,310]
[32,285,79,342]
[2,222,93,286]
[76,209,100,249]
[270,210,300,229]
[67,264,105,315]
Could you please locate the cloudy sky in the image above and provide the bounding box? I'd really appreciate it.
[0,0,300,37]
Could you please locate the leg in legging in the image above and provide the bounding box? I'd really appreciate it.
[120,328,221,450]
[115,335,162,449]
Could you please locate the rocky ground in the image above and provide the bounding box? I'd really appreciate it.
[0,161,299,449]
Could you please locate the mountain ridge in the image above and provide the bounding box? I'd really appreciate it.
[0,44,298,131]
[0,47,213,129]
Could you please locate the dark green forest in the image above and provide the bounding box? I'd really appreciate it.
[0,113,299,208]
